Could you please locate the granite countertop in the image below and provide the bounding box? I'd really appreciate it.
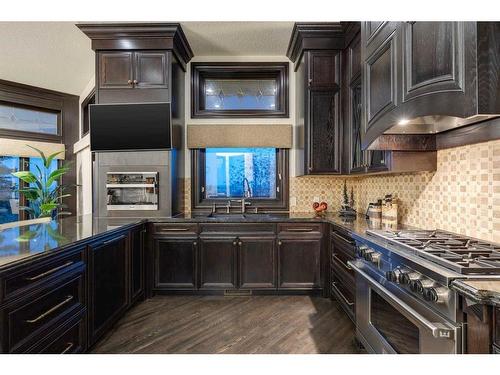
[451,279,500,307]
[0,215,145,269]
[0,211,403,271]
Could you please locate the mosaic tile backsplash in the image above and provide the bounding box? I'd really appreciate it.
[183,139,498,243]
[290,139,499,243]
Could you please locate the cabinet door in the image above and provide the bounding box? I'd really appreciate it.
[363,25,399,133]
[154,237,197,290]
[307,89,341,174]
[367,150,390,172]
[402,22,464,102]
[308,51,339,89]
[130,226,145,302]
[98,52,134,89]
[278,238,321,289]
[199,238,237,289]
[238,237,276,289]
[348,77,365,173]
[134,51,169,89]
[88,234,128,345]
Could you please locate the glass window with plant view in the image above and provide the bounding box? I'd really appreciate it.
[205,148,276,199]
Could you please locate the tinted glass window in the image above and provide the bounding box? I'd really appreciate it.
[0,103,58,135]
[205,148,276,199]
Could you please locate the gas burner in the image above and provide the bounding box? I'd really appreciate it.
[367,229,500,274]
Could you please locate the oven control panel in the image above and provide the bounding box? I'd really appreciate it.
[385,267,449,304]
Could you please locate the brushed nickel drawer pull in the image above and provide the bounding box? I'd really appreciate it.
[25,295,74,324]
[332,232,355,245]
[333,255,352,270]
[25,261,74,281]
[159,228,190,231]
[331,282,354,306]
[61,342,74,354]
[286,228,314,232]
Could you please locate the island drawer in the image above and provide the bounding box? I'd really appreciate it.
[1,269,85,353]
[0,246,86,304]
[26,309,86,354]
[151,223,198,236]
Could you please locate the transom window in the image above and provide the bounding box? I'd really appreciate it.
[191,62,288,118]
[0,103,59,135]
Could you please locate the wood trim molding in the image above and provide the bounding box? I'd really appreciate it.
[76,23,194,70]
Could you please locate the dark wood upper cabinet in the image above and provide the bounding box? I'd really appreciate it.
[360,21,500,150]
[238,236,276,289]
[134,51,169,89]
[199,237,237,290]
[98,52,134,89]
[308,51,339,88]
[88,233,129,345]
[308,88,341,174]
[153,237,197,290]
[78,23,193,105]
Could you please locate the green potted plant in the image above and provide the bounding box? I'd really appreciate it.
[12,146,73,219]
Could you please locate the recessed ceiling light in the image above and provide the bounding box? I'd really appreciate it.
[398,119,410,125]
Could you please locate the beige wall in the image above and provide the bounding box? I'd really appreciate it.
[289,139,499,243]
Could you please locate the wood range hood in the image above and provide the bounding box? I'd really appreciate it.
[362,22,500,152]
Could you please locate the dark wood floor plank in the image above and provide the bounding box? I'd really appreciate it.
[92,295,361,354]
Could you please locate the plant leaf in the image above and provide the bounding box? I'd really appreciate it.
[15,230,39,242]
[17,188,40,200]
[26,145,47,166]
[46,167,70,187]
[45,150,64,169]
[12,171,38,184]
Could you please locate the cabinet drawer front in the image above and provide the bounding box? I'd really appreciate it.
[2,248,85,303]
[278,223,322,236]
[330,274,355,319]
[152,223,198,236]
[27,310,86,354]
[331,232,356,260]
[5,272,84,352]
[200,223,275,235]
[331,255,355,284]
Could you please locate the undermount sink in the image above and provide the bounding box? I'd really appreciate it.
[200,212,282,220]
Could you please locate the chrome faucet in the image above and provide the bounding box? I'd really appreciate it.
[227,198,251,213]
[243,178,252,198]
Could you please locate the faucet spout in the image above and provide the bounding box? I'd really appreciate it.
[243,178,252,198]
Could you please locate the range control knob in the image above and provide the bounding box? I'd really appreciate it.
[410,278,436,293]
[423,286,449,304]
[357,245,369,258]
[367,252,381,263]
[400,271,422,285]
[385,269,400,282]
[362,249,375,261]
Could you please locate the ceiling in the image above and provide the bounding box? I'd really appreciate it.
[0,22,294,96]
[0,22,94,96]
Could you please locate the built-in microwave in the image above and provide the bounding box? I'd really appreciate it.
[106,172,159,211]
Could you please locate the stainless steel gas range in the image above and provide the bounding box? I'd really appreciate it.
[348,229,500,354]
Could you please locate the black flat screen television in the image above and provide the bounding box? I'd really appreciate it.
[90,102,171,151]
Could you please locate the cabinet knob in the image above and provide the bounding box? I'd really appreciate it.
[238,241,242,246]
[193,241,197,246]
[133,79,138,84]
[233,241,237,246]
[127,79,133,85]
[278,241,282,246]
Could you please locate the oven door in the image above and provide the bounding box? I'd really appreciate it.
[349,260,462,354]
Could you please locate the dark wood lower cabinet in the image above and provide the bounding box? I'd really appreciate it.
[130,226,145,303]
[199,237,237,290]
[278,237,322,289]
[154,237,197,290]
[238,236,276,289]
[88,233,129,346]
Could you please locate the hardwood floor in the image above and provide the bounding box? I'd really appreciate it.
[92,295,361,354]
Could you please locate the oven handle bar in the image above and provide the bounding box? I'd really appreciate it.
[348,260,456,340]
